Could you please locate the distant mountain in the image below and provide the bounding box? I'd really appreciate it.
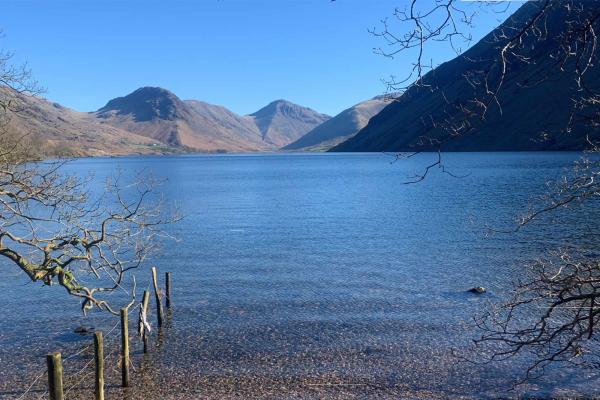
[4,86,334,156]
[3,88,167,158]
[333,1,600,152]
[96,87,271,152]
[248,100,331,147]
[284,95,397,151]
[96,89,330,151]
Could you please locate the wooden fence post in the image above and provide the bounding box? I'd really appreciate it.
[141,290,150,353]
[120,307,130,387]
[165,272,172,309]
[94,331,105,400]
[151,267,164,327]
[46,352,64,400]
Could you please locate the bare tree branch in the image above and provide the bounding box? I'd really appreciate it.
[0,40,179,315]
[376,0,600,382]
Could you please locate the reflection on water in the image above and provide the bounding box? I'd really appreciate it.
[1,152,599,399]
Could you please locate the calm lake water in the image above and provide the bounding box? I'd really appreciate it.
[1,152,599,399]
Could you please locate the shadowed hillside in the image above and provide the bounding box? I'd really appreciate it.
[333,1,600,152]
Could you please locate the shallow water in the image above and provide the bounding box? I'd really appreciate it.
[1,152,599,399]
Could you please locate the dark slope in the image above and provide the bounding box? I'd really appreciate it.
[333,1,600,152]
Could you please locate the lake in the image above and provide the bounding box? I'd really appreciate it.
[1,152,599,399]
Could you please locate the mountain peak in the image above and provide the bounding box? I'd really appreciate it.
[97,86,185,122]
[252,99,318,117]
[270,99,292,105]
[131,86,176,96]
[249,100,331,147]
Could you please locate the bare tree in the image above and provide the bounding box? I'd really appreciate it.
[472,147,600,382]
[375,0,600,381]
[0,47,177,315]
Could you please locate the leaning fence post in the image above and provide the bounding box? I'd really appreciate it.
[165,272,172,309]
[141,290,151,353]
[94,331,105,400]
[151,267,164,327]
[46,352,64,400]
[120,307,130,387]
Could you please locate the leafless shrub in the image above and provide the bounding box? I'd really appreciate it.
[0,43,178,315]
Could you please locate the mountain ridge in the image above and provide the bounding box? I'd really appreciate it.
[96,87,270,151]
[2,86,339,157]
[96,88,331,151]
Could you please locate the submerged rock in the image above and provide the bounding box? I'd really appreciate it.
[73,326,95,335]
[468,287,487,294]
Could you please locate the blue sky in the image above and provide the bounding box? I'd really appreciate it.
[0,0,516,116]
